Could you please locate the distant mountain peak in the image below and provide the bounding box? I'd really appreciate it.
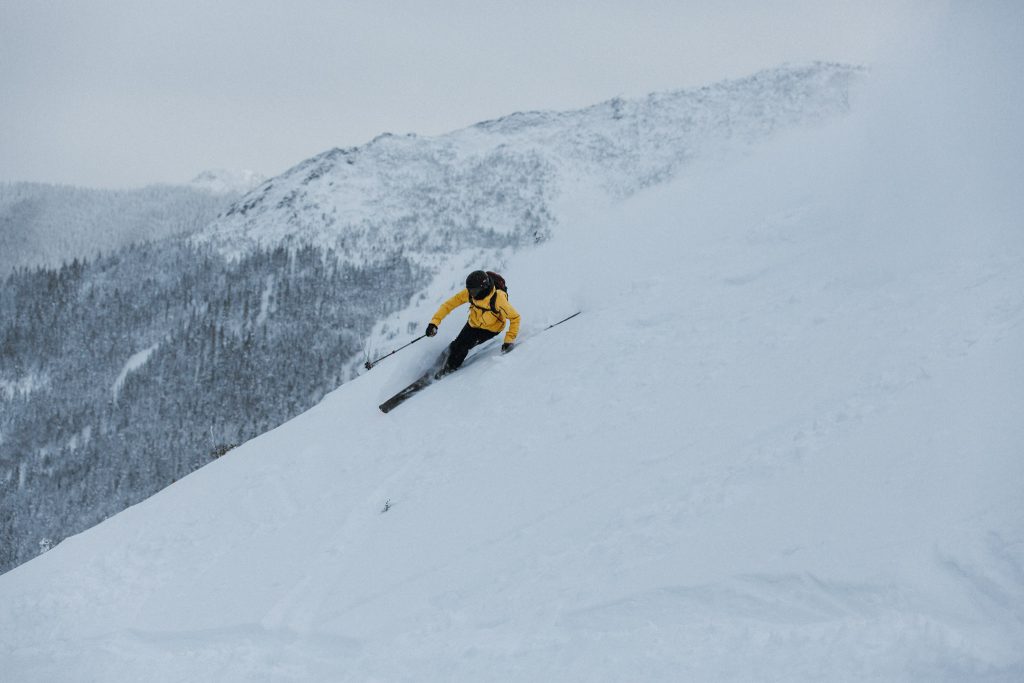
[190,169,267,195]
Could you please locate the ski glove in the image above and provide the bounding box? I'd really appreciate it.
[425,323,438,337]
[501,342,514,353]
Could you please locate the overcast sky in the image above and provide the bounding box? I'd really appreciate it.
[2,0,947,188]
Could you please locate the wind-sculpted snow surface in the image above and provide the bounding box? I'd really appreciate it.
[197,63,861,262]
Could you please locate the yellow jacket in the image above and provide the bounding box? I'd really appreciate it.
[430,287,521,343]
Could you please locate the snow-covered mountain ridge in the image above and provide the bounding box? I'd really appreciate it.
[197,63,861,263]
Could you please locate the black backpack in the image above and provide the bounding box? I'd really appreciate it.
[470,271,508,315]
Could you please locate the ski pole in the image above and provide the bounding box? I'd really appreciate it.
[544,311,581,330]
[501,311,581,355]
[364,334,427,370]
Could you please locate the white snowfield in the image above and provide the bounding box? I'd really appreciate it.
[3,12,1023,683]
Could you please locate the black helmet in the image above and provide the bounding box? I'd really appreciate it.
[466,270,492,299]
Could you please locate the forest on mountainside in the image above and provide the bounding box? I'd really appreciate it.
[0,241,426,572]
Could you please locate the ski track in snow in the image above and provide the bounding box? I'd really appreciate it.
[111,344,160,397]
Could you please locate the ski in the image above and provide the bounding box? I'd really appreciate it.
[378,339,497,413]
[378,311,581,414]
[378,372,434,413]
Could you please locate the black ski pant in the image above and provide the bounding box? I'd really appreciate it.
[444,324,498,371]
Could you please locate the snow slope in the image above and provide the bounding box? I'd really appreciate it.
[2,9,1022,682]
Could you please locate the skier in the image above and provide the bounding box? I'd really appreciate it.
[425,270,520,376]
